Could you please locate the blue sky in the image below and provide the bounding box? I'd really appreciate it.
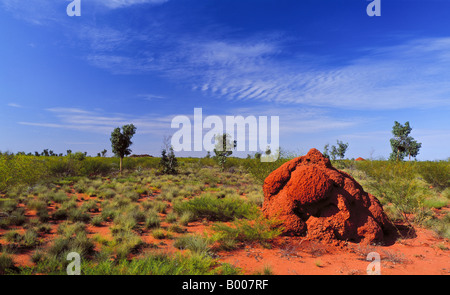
[1,0,449,160]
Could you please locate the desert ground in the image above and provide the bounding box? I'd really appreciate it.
[0,154,448,275]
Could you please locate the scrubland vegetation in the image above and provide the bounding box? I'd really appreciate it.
[0,151,448,274]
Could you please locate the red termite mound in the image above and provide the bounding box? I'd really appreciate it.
[355,157,365,161]
[262,148,394,244]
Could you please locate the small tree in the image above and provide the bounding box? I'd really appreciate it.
[324,140,348,160]
[159,136,178,174]
[213,133,237,171]
[110,124,137,173]
[389,121,421,161]
[336,140,349,159]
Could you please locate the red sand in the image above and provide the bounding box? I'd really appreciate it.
[218,227,450,275]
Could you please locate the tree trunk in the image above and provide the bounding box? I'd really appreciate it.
[120,157,123,173]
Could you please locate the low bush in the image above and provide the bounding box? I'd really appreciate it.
[173,194,258,222]
[173,234,212,254]
[144,210,160,229]
[78,252,240,275]
[0,253,15,274]
[212,217,283,250]
[417,161,450,191]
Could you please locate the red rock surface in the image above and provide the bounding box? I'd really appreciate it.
[262,148,394,244]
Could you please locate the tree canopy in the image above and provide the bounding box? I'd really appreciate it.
[389,121,421,161]
[110,124,137,172]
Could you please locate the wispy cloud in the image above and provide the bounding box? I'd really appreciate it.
[84,31,450,110]
[19,107,172,135]
[96,0,169,9]
[0,0,168,25]
[7,103,22,108]
[188,37,450,110]
[228,106,361,134]
[137,94,166,101]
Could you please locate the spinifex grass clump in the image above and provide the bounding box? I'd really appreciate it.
[173,194,259,222]
[173,234,213,255]
[78,252,241,275]
[212,217,283,250]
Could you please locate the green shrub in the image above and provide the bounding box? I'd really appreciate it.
[212,217,283,250]
[417,161,450,191]
[173,194,258,222]
[0,253,15,274]
[7,208,27,226]
[98,188,116,199]
[173,234,212,254]
[178,211,194,226]
[79,252,239,275]
[153,201,168,214]
[144,210,160,229]
[111,230,144,260]
[22,228,39,248]
[48,232,94,258]
[68,208,91,223]
[424,213,450,239]
[79,158,113,176]
[27,199,47,211]
[152,229,168,239]
[4,230,22,243]
[91,215,103,227]
[49,191,69,203]
[165,212,178,223]
[0,154,49,192]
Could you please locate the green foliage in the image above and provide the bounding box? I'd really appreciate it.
[159,146,178,175]
[239,149,292,183]
[417,161,450,191]
[389,121,422,161]
[212,217,283,250]
[173,194,259,222]
[213,133,237,171]
[76,252,241,275]
[0,253,15,274]
[110,124,137,172]
[324,140,348,160]
[0,154,48,192]
[173,234,212,255]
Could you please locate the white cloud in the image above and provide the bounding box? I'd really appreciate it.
[96,0,169,9]
[19,107,172,135]
[84,33,450,110]
[189,37,450,110]
[7,103,22,108]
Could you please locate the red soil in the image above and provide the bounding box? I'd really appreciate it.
[218,226,450,275]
